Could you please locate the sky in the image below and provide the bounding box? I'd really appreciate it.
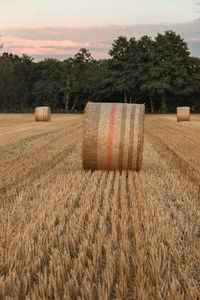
[0,0,200,60]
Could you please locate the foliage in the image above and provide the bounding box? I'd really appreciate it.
[0,31,200,112]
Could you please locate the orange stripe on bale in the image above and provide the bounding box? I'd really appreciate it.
[107,103,117,170]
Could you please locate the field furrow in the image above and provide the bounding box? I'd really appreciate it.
[0,114,200,299]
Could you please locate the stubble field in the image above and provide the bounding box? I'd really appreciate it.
[0,113,200,300]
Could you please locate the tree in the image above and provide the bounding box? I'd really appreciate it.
[62,58,74,112]
[69,48,95,111]
[11,54,33,110]
[126,37,140,103]
[151,31,190,112]
[109,36,130,103]
[133,35,155,110]
[31,58,65,110]
[0,36,3,55]
[185,56,200,111]
[0,33,199,113]
[0,55,13,110]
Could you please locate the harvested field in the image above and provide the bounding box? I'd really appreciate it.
[0,113,200,299]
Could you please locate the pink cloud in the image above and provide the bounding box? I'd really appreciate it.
[4,36,86,48]
[0,20,200,59]
[2,36,105,56]
[1,33,110,59]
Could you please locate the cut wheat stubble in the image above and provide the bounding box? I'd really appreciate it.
[82,102,145,171]
[1,114,200,299]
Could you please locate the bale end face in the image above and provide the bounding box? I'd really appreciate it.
[35,106,51,122]
[82,102,145,171]
[177,107,190,122]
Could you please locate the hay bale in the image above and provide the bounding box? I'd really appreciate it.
[177,107,190,122]
[35,106,51,122]
[82,102,145,171]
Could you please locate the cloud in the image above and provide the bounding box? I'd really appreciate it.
[1,36,109,59]
[0,19,200,60]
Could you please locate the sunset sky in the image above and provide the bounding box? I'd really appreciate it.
[0,0,200,60]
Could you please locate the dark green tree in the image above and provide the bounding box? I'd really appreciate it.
[109,36,130,103]
[69,48,95,111]
[0,55,13,110]
[11,54,33,110]
[31,58,65,110]
[0,32,200,113]
[151,31,190,112]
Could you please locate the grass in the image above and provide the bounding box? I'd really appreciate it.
[0,114,200,299]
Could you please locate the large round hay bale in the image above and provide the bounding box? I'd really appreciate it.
[82,102,145,171]
[177,107,190,122]
[35,106,51,122]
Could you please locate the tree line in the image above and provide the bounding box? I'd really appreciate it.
[0,30,200,113]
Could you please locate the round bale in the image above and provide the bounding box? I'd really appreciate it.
[82,102,145,171]
[35,106,51,122]
[177,107,190,122]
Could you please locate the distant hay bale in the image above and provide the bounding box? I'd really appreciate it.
[35,107,51,122]
[177,107,190,122]
[82,102,145,171]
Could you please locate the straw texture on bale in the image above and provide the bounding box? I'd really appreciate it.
[82,102,145,171]
[35,106,51,122]
[177,107,190,122]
